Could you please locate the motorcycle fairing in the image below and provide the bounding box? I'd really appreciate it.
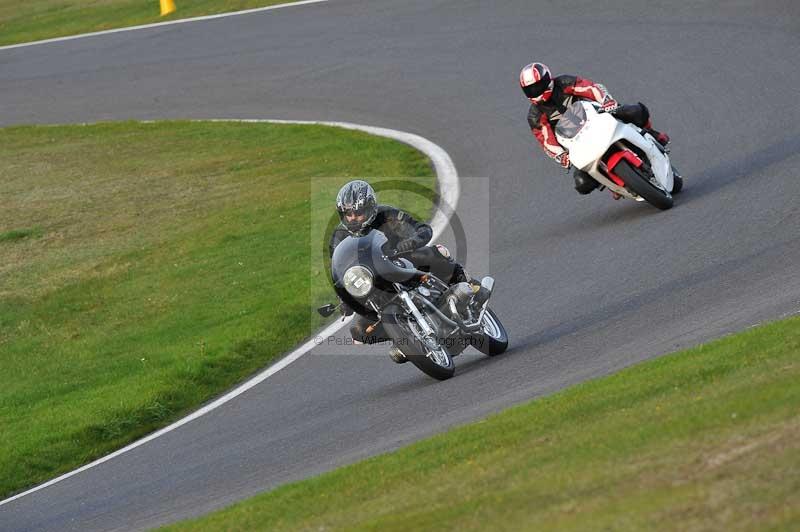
[556,101,674,196]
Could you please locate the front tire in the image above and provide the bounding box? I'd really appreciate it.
[614,160,673,210]
[471,308,509,356]
[382,306,455,381]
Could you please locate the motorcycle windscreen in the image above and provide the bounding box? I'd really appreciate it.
[330,230,389,286]
[555,101,588,139]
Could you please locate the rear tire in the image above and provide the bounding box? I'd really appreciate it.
[471,308,509,356]
[382,306,455,381]
[614,160,673,210]
[672,175,683,194]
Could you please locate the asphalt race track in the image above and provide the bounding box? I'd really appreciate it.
[2,1,800,529]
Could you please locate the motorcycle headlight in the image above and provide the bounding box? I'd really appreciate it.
[343,265,373,298]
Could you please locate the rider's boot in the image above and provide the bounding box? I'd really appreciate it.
[650,130,670,147]
[644,119,670,147]
[470,279,492,310]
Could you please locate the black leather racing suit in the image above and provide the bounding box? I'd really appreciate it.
[329,205,467,343]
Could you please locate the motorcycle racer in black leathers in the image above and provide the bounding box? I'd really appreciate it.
[520,62,671,196]
[329,180,482,361]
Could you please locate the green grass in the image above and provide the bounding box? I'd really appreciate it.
[162,316,800,531]
[0,120,435,498]
[0,0,304,46]
[0,227,43,243]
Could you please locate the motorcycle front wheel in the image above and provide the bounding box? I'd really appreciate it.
[382,305,455,380]
[615,159,674,210]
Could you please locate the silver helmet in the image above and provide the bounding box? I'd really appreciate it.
[335,180,378,236]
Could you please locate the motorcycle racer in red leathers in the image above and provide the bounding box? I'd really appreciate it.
[520,62,670,196]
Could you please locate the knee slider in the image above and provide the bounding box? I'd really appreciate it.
[433,244,451,259]
[573,170,597,194]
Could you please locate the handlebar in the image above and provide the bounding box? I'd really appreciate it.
[382,249,429,282]
[386,248,415,260]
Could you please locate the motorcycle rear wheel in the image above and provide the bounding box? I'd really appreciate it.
[615,160,674,210]
[471,308,509,356]
[672,175,684,194]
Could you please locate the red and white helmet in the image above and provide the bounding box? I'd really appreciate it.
[519,62,553,104]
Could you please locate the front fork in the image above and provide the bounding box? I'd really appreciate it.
[396,289,435,337]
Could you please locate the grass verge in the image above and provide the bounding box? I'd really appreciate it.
[0,0,305,46]
[0,120,435,498]
[162,315,800,531]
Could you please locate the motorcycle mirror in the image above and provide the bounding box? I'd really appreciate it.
[317,304,337,317]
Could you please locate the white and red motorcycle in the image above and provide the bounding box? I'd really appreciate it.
[555,101,682,210]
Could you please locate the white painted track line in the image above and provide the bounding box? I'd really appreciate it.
[0,119,459,507]
[0,0,328,52]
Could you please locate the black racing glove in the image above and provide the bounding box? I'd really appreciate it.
[396,238,419,253]
[340,301,354,317]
